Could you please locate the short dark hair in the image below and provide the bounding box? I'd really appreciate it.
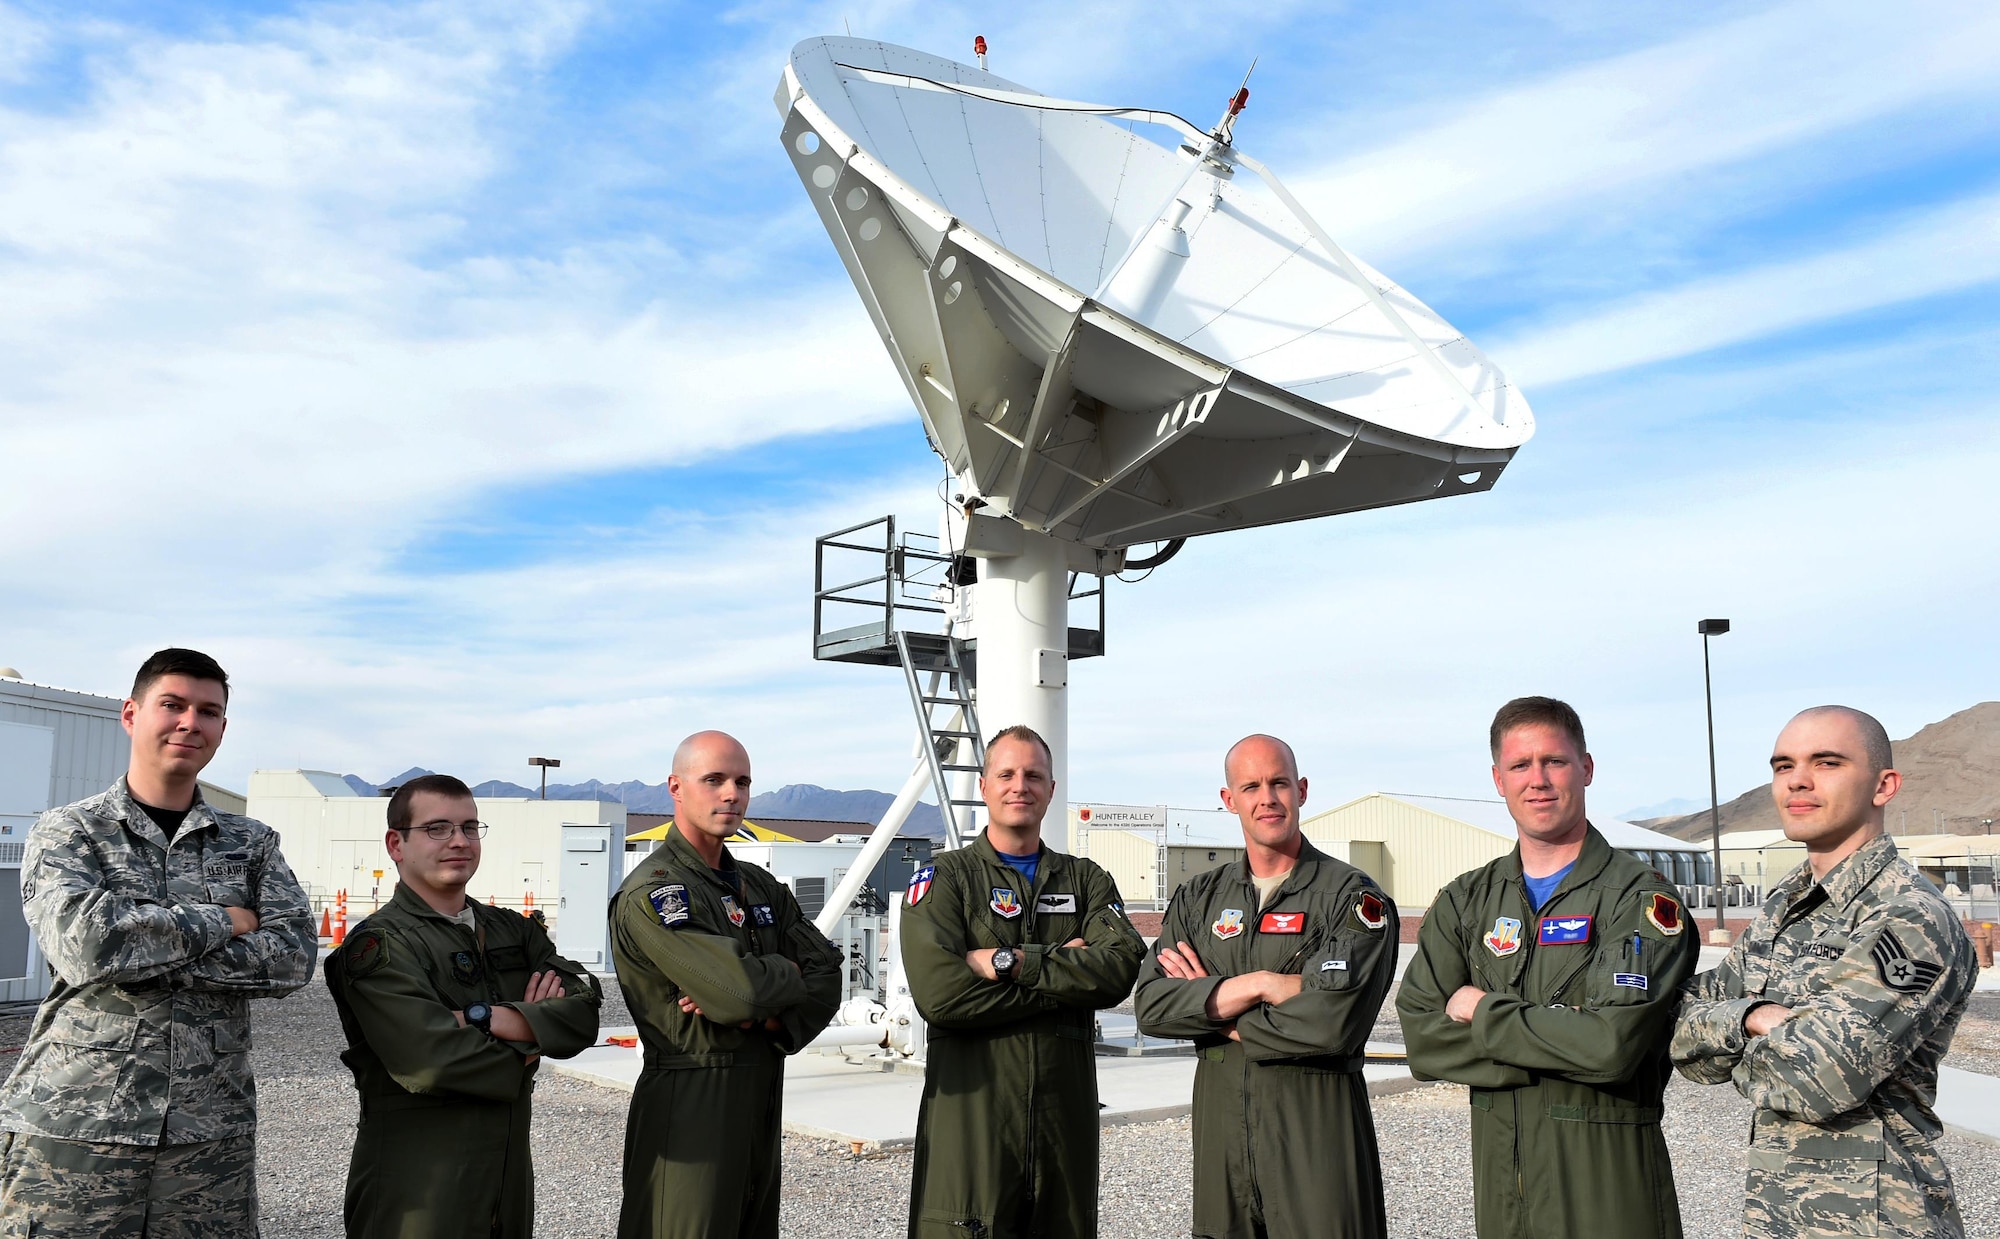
[1489,696,1586,760]
[132,648,229,704]
[1795,705,1895,777]
[983,724,1053,773]
[387,774,475,832]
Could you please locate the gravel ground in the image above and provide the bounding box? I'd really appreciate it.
[1947,992,2000,1075]
[3,980,1999,1237]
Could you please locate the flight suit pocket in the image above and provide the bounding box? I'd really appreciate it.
[202,849,256,908]
[213,1019,252,1054]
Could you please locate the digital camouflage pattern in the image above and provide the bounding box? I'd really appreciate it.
[1397,826,1697,1239]
[611,825,842,1239]
[1672,835,1976,1238]
[0,778,315,1147]
[1133,841,1397,1239]
[0,1130,256,1237]
[325,882,602,1239]
[899,831,1145,1239]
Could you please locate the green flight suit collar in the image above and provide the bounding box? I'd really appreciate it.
[1503,822,1614,903]
[106,774,219,850]
[383,878,488,926]
[1222,835,1333,902]
[968,828,1067,889]
[661,821,745,892]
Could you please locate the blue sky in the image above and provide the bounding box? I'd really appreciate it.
[3,0,1996,821]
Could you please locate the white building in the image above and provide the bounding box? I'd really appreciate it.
[248,770,625,916]
[0,673,128,1001]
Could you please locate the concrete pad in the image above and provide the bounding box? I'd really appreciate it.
[552,1026,1416,1148]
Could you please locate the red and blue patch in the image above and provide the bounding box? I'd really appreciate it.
[990,888,1023,919]
[905,865,935,907]
[1537,914,1593,946]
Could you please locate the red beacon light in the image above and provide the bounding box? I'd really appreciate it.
[974,36,988,69]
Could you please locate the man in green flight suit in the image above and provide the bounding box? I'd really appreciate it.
[1672,706,1975,1238]
[900,724,1145,1239]
[611,731,843,1239]
[1135,734,1398,1239]
[1398,697,1697,1239]
[326,773,602,1239]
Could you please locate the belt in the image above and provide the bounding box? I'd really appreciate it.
[1196,1045,1363,1072]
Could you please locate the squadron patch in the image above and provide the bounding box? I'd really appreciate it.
[345,930,386,979]
[1035,893,1078,914]
[1644,892,1684,937]
[720,895,746,928]
[1538,914,1593,946]
[990,888,1022,919]
[1485,916,1523,957]
[751,904,776,927]
[906,866,935,906]
[1871,929,1944,994]
[451,950,479,984]
[1212,908,1245,940]
[1353,890,1388,931]
[648,884,691,928]
[1259,911,1306,934]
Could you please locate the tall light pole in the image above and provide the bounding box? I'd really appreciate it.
[528,756,560,800]
[1698,619,1731,945]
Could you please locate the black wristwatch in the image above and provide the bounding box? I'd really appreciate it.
[464,1002,495,1036]
[992,947,1020,981]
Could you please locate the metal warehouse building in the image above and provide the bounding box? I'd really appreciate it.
[0,673,128,1002]
[1301,793,1714,909]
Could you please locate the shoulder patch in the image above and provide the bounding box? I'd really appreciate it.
[906,865,935,906]
[648,883,691,928]
[1352,890,1388,931]
[344,930,386,979]
[1643,892,1683,937]
[1872,928,1944,994]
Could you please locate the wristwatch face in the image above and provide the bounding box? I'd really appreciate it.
[994,948,1017,976]
[466,1003,492,1028]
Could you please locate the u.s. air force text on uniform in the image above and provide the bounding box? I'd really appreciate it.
[899,833,1144,1239]
[611,825,843,1239]
[1134,840,1398,1239]
[326,883,602,1238]
[1672,835,1976,1238]
[1398,824,1696,1239]
[0,778,316,1234]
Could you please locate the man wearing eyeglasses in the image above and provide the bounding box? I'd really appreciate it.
[326,773,602,1238]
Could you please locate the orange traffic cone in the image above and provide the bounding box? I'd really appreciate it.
[523,890,535,908]
[332,903,348,946]
[319,907,332,939]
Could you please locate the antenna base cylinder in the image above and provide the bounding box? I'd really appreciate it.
[971,525,1070,850]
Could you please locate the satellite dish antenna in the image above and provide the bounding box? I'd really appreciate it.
[780,36,1533,936]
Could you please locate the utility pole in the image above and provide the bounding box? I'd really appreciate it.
[529,756,560,800]
[1698,619,1732,945]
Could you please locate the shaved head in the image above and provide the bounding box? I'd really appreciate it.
[1224,734,1298,785]
[1789,706,1894,777]
[673,730,748,776]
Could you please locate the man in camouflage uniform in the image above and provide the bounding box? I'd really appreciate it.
[0,648,316,1236]
[326,774,601,1238]
[612,731,842,1239]
[1135,734,1398,1239]
[900,724,1145,1239]
[1673,705,1976,1238]
[1398,697,1697,1239]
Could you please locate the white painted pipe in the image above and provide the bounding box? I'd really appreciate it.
[806,1023,891,1050]
[970,526,1069,849]
[813,759,932,936]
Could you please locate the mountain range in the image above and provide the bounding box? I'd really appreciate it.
[344,770,946,839]
[1644,701,2000,840]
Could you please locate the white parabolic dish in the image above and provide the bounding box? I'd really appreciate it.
[778,38,1535,552]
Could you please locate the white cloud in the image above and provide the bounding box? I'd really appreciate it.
[1493,190,2000,386]
[1287,0,2000,260]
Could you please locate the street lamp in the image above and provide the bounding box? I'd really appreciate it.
[1698,619,1731,945]
[528,756,561,800]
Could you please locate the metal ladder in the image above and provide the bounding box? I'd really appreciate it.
[894,629,984,849]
